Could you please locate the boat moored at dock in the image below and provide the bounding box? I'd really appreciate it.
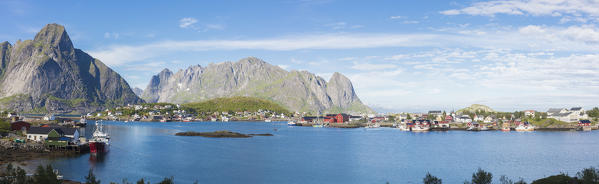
[515,121,535,132]
[89,121,110,154]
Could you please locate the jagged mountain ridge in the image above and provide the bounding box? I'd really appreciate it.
[0,23,143,113]
[142,57,373,113]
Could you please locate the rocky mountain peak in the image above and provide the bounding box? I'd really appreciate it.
[238,57,268,66]
[0,23,143,113]
[142,57,373,114]
[33,23,74,53]
[159,68,173,76]
[329,72,350,83]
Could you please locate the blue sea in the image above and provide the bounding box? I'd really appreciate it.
[30,121,599,183]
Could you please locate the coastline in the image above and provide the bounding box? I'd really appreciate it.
[0,139,89,166]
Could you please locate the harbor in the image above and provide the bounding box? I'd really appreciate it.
[13,121,599,184]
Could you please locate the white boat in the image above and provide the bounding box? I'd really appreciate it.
[479,125,489,131]
[265,119,272,122]
[398,124,410,131]
[366,123,380,128]
[287,121,297,126]
[411,125,430,132]
[515,122,535,132]
[211,118,217,122]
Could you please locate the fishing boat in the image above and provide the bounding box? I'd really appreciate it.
[515,122,535,132]
[89,121,110,154]
[287,121,297,126]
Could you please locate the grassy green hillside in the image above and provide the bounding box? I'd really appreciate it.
[457,104,496,114]
[182,96,290,115]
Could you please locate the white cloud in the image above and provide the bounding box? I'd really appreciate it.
[325,22,363,30]
[179,17,198,28]
[440,0,599,19]
[89,25,599,66]
[402,20,419,24]
[104,32,120,39]
[351,62,397,71]
[389,16,403,19]
[385,54,408,61]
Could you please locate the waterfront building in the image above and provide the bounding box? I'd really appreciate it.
[578,120,592,131]
[10,121,31,131]
[547,107,588,122]
[524,110,536,117]
[26,126,80,144]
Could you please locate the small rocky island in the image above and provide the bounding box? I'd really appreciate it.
[175,130,273,138]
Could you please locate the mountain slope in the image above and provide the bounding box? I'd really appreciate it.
[142,57,373,114]
[457,104,496,114]
[0,23,143,113]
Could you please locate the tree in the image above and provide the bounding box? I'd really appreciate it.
[587,107,599,118]
[32,165,60,184]
[85,169,101,184]
[136,178,147,184]
[576,167,599,184]
[0,119,10,134]
[532,174,576,184]
[470,168,492,184]
[423,172,442,184]
[499,175,527,184]
[157,177,174,184]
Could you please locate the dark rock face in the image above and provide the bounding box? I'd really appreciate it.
[142,57,373,114]
[0,23,143,113]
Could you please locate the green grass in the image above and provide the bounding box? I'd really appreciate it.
[524,118,573,128]
[182,96,290,115]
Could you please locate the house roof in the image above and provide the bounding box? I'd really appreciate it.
[579,120,591,124]
[27,126,77,135]
[547,108,564,113]
[552,112,573,117]
[570,107,582,111]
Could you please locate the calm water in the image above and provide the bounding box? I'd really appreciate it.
[31,121,599,183]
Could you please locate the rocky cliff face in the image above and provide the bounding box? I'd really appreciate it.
[0,23,143,113]
[142,57,372,113]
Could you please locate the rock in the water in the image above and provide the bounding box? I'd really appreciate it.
[175,131,253,138]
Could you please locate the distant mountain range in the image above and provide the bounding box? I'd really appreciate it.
[0,23,372,114]
[141,57,373,114]
[0,24,142,113]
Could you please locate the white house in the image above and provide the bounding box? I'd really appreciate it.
[473,114,484,122]
[547,107,588,122]
[456,115,472,123]
[43,114,55,121]
[26,127,79,144]
[524,110,536,117]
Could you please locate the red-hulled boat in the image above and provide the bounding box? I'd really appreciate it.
[89,121,110,154]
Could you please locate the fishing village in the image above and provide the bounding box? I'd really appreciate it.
[0,103,597,182]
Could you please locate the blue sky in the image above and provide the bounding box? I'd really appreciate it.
[1,0,599,112]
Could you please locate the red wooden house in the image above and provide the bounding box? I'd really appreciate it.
[10,121,31,131]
